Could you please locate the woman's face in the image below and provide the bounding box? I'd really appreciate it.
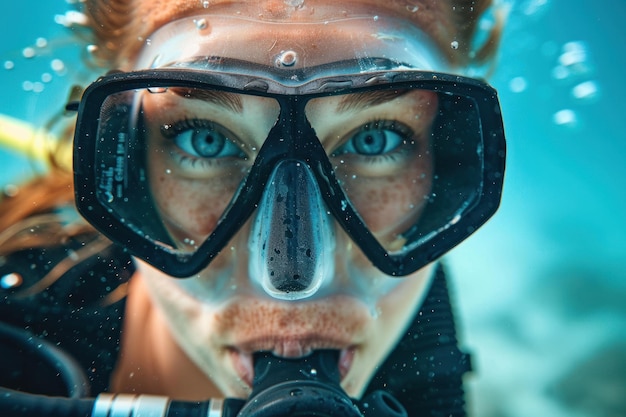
[130,0,448,399]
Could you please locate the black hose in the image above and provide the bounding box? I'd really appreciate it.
[0,388,94,417]
[0,324,406,417]
[0,322,93,416]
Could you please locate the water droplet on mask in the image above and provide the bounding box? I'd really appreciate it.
[285,0,304,7]
[194,18,208,30]
[450,40,459,50]
[4,61,14,70]
[275,50,298,67]
[148,86,168,93]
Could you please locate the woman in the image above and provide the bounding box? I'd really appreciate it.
[0,1,505,415]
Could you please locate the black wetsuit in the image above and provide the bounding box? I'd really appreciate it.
[0,236,471,416]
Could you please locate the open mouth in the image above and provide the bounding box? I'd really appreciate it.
[229,345,356,387]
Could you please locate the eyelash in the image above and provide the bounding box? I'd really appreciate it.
[159,118,247,170]
[160,118,216,138]
[335,119,419,161]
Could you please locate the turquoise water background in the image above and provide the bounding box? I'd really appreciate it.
[1,1,625,416]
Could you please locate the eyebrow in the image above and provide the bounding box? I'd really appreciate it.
[336,89,411,113]
[170,87,243,113]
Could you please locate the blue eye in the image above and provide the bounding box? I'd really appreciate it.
[335,121,408,157]
[166,119,245,159]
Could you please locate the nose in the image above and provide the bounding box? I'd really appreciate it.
[248,159,335,300]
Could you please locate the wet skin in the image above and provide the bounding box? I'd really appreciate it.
[116,87,440,398]
[109,0,454,401]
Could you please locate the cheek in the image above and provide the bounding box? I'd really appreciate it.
[150,170,238,239]
[347,159,433,236]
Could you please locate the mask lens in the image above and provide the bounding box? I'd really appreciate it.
[306,88,484,256]
[93,86,279,255]
[77,71,503,278]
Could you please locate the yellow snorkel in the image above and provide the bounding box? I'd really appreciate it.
[0,113,71,170]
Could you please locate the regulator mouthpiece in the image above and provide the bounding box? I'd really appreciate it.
[237,350,408,417]
[249,160,335,301]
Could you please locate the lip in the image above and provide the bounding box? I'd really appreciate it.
[228,340,357,387]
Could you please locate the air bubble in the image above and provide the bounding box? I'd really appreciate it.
[406,4,419,12]
[3,184,19,197]
[32,82,44,93]
[556,41,592,77]
[22,47,36,59]
[572,80,598,100]
[86,44,98,54]
[509,76,527,93]
[54,10,88,27]
[450,40,459,50]
[41,73,52,83]
[201,0,209,8]
[1,273,23,289]
[523,0,551,16]
[35,37,48,48]
[22,81,34,92]
[553,109,577,127]
[4,61,14,70]
[51,59,65,73]
[551,65,569,80]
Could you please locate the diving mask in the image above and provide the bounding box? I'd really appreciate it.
[72,14,506,299]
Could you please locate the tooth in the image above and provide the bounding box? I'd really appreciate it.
[279,340,306,358]
[238,351,254,386]
[338,348,355,379]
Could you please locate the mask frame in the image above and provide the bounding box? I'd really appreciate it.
[72,66,506,278]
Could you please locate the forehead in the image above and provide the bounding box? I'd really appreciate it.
[134,14,446,73]
[119,0,457,68]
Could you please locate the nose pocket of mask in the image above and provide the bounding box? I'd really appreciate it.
[248,159,335,301]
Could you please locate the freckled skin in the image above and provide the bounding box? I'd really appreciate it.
[111,0,448,402]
